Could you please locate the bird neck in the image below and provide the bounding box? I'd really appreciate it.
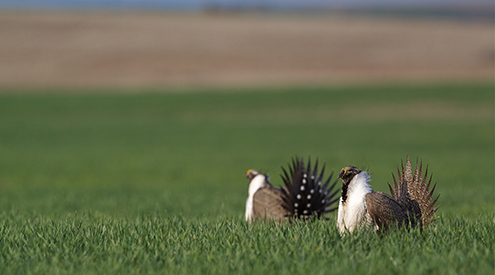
[248,174,268,196]
[344,171,373,204]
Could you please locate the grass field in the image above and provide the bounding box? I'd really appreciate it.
[0,83,493,273]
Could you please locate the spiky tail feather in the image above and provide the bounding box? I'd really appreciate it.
[388,156,440,228]
[280,157,339,219]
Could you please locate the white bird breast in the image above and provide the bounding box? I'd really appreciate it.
[245,174,267,221]
[337,171,373,233]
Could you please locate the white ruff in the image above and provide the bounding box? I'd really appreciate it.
[245,174,268,222]
[337,171,373,234]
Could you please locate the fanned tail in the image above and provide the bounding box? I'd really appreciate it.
[280,156,339,219]
[388,156,440,228]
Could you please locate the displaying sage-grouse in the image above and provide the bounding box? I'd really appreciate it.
[337,156,439,234]
[245,157,339,223]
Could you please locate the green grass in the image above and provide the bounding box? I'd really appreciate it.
[0,213,493,274]
[0,82,493,273]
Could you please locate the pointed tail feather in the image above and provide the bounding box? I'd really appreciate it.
[389,156,440,228]
[280,156,339,219]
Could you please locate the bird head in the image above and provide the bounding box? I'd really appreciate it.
[245,169,270,183]
[245,169,260,181]
[338,166,362,185]
[245,169,270,196]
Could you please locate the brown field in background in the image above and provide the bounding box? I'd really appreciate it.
[0,11,493,89]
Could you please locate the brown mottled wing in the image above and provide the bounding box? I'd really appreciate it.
[365,191,408,231]
[389,156,440,227]
[252,187,291,222]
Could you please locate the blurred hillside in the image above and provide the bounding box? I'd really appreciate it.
[0,10,493,89]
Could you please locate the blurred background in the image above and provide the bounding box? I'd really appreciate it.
[0,0,493,88]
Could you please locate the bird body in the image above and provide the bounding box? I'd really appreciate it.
[337,157,439,234]
[245,170,270,222]
[245,157,339,223]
